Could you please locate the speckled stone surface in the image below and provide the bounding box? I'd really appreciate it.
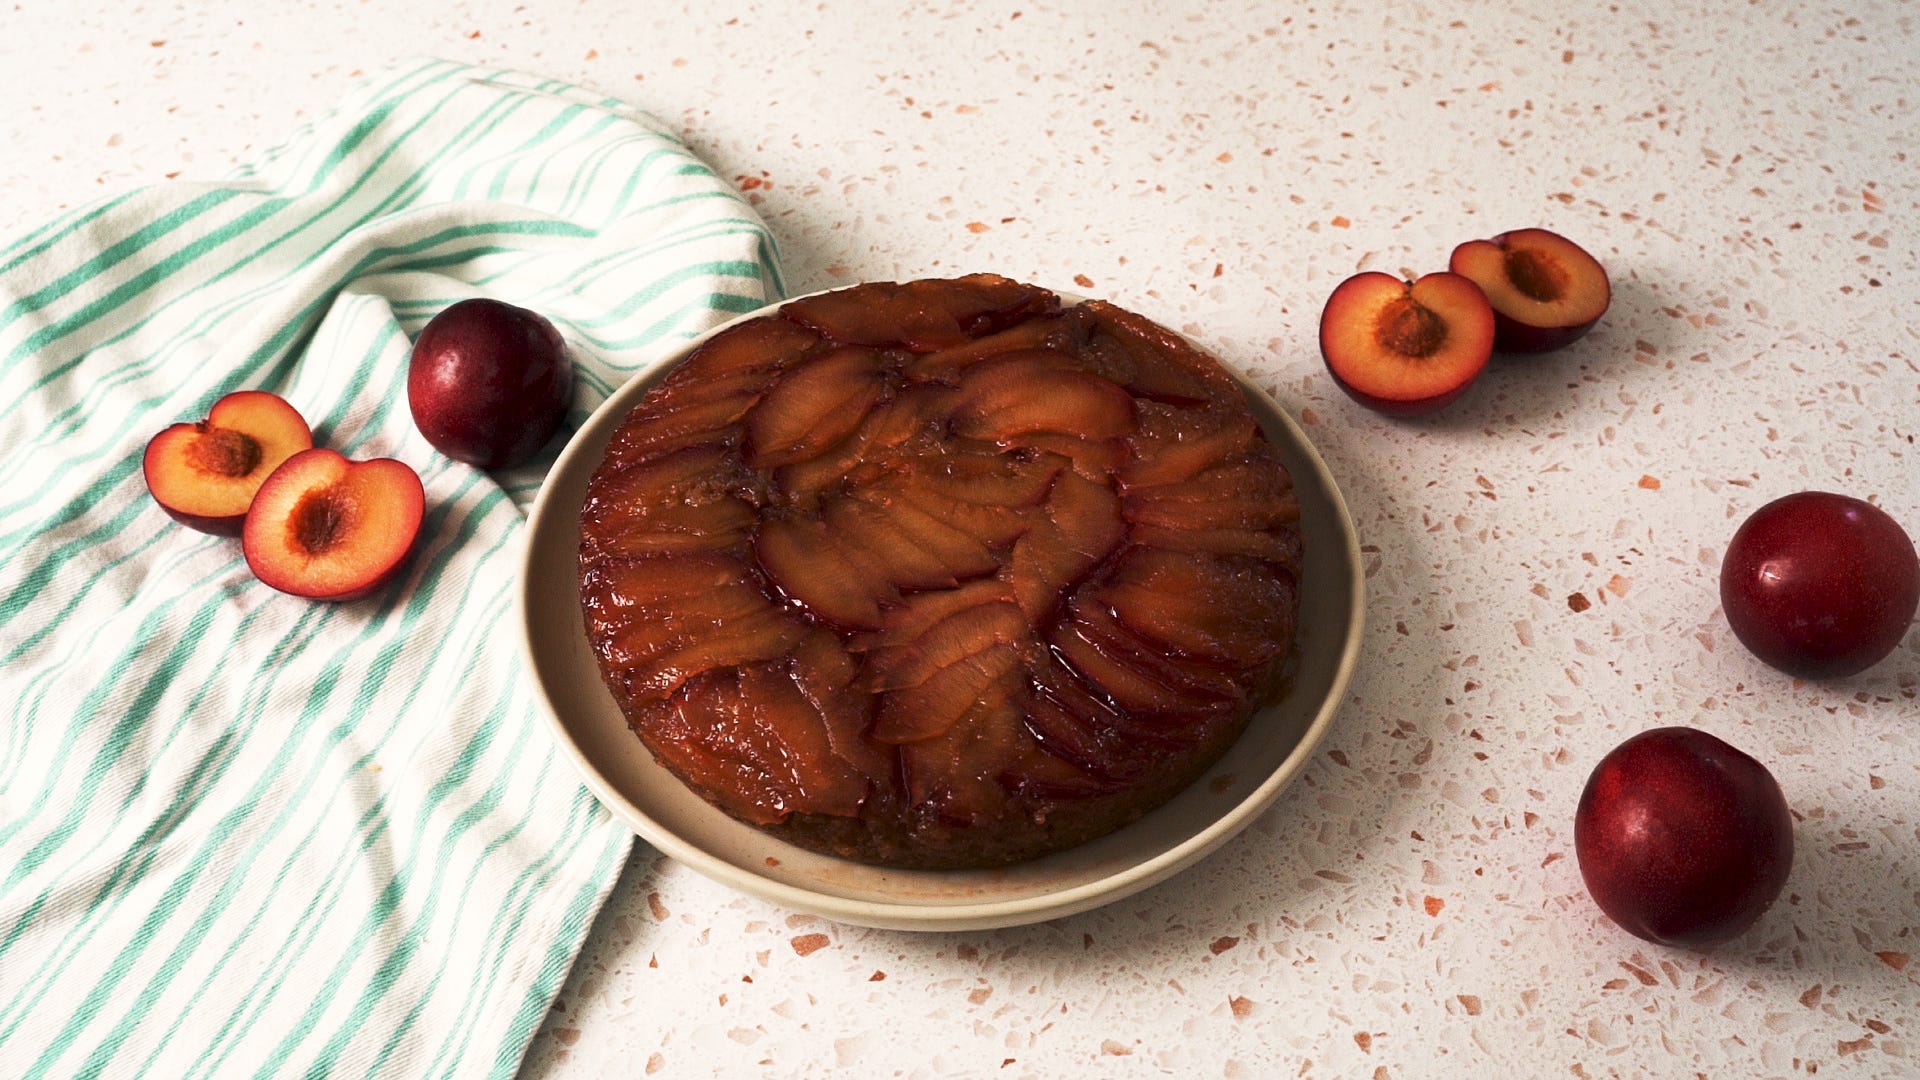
[6,2,1916,1076]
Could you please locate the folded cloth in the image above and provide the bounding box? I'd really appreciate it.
[0,58,782,1078]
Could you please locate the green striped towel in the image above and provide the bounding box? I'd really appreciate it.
[0,59,781,1077]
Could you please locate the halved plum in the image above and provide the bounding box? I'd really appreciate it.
[144,390,314,536]
[1449,229,1610,353]
[241,448,422,601]
[1319,271,1495,417]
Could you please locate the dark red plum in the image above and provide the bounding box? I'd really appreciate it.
[1575,727,1793,948]
[407,298,573,469]
[1720,491,1919,678]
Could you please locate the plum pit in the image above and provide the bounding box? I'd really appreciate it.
[185,426,264,478]
[289,488,353,555]
[1375,297,1448,358]
[1504,247,1569,303]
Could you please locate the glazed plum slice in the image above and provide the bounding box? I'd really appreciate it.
[1096,548,1294,670]
[578,277,1305,869]
[743,346,888,468]
[872,642,1024,745]
[676,316,821,381]
[858,586,1033,744]
[649,664,869,824]
[1009,468,1125,622]
[1061,599,1248,710]
[909,315,1073,382]
[755,514,889,630]
[951,353,1138,444]
[601,384,760,462]
[789,628,890,780]
[775,384,951,501]
[581,553,756,656]
[861,598,1030,694]
[1073,300,1238,406]
[783,274,1057,351]
[845,489,999,581]
[897,666,1033,819]
[579,446,755,558]
[911,448,1063,508]
[590,570,803,702]
[1117,405,1258,489]
[1123,456,1300,533]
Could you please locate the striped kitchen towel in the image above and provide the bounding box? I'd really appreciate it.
[0,59,782,1077]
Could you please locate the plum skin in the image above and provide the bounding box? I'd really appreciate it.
[1574,727,1793,948]
[407,298,573,469]
[1719,491,1919,679]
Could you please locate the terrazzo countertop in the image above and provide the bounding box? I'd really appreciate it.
[6,2,1917,1076]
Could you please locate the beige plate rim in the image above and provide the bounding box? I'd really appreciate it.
[516,285,1365,931]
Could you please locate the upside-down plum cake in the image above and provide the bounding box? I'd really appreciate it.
[578,275,1303,868]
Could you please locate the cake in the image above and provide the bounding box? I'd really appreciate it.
[577,275,1304,869]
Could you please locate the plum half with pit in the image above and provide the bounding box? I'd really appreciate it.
[1448,229,1610,353]
[1575,726,1793,948]
[1318,271,1495,416]
[407,298,573,469]
[1720,491,1919,679]
[143,390,314,536]
[243,448,425,601]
